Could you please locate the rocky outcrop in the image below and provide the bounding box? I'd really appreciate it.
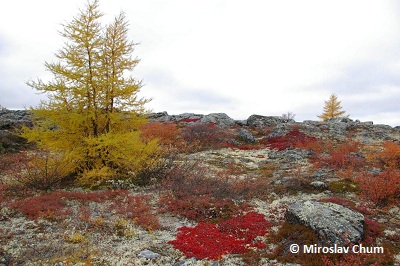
[247,115,295,128]
[0,109,32,151]
[0,109,32,130]
[285,200,365,245]
[147,112,203,123]
[200,113,235,127]
[2,110,399,145]
[148,112,236,127]
[303,117,400,143]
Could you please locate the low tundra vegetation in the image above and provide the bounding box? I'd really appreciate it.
[1,120,400,264]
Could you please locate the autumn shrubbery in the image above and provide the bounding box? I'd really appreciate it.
[312,141,364,170]
[373,141,400,169]
[110,194,160,231]
[7,189,128,221]
[168,212,271,260]
[180,123,229,152]
[1,150,72,190]
[140,122,180,147]
[267,222,321,265]
[159,193,251,222]
[355,169,400,207]
[262,129,318,151]
[158,163,253,221]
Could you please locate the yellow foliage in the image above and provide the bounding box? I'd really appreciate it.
[21,1,157,187]
[317,93,349,121]
[65,232,88,244]
[114,219,135,237]
[91,217,105,229]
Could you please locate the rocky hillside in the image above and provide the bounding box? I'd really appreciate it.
[1,109,400,265]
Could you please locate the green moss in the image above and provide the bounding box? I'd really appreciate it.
[328,178,359,193]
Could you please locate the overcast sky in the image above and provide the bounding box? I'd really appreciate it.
[1,1,400,126]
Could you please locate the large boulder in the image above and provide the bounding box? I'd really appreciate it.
[238,128,256,143]
[147,111,170,121]
[285,200,364,245]
[247,115,294,128]
[200,113,235,127]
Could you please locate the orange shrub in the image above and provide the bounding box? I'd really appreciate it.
[140,122,180,146]
[314,141,364,170]
[180,123,229,152]
[355,169,400,207]
[303,139,335,155]
[376,141,400,169]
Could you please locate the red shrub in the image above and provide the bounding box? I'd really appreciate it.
[0,184,8,204]
[168,212,271,260]
[111,194,160,231]
[318,197,356,210]
[140,122,180,146]
[1,151,71,190]
[355,169,400,207]
[169,222,243,260]
[0,152,30,172]
[376,141,400,168]
[180,118,201,123]
[318,197,372,215]
[8,193,71,220]
[261,129,317,151]
[162,161,272,203]
[313,141,364,170]
[180,123,227,151]
[158,193,251,222]
[362,217,383,245]
[57,189,128,203]
[7,189,128,220]
[218,212,270,244]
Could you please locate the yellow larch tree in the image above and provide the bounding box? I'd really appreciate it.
[317,93,349,121]
[22,0,157,187]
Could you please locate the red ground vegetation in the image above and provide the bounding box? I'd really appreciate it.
[168,212,271,260]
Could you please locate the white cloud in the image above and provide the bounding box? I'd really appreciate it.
[1,0,400,125]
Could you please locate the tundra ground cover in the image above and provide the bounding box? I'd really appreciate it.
[1,119,400,264]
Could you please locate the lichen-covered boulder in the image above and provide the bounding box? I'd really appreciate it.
[285,200,364,245]
[200,113,235,127]
[0,109,32,130]
[247,114,295,127]
[238,128,256,143]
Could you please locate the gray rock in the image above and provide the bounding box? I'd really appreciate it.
[174,259,218,266]
[265,124,290,138]
[200,113,235,127]
[235,119,247,126]
[326,117,353,123]
[147,111,169,119]
[0,109,32,130]
[247,115,295,127]
[310,169,335,180]
[269,149,312,161]
[368,168,382,175]
[310,181,327,189]
[238,128,256,143]
[173,258,197,266]
[175,113,204,122]
[138,249,161,259]
[285,201,364,245]
[363,121,374,125]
